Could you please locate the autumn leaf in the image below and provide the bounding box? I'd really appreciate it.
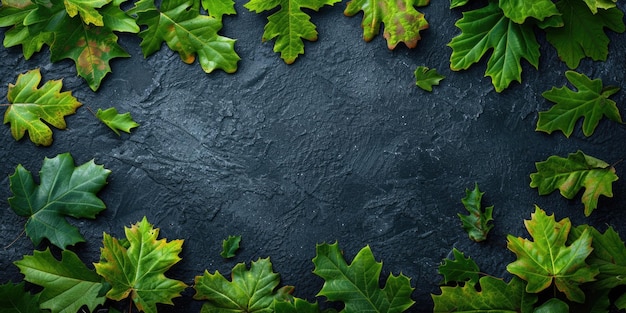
[193,258,281,312]
[14,249,108,313]
[0,282,42,313]
[414,66,444,92]
[545,0,625,69]
[344,0,429,49]
[220,235,242,259]
[313,242,415,313]
[3,69,81,146]
[9,153,110,249]
[498,0,559,24]
[132,0,240,73]
[62,0,111,26]
[96,107,139,135]
[506,207,598,303]
[448,1,540,92]
[438,248,480,285]
[458,183,493,242]
[432,276,537,312]
[537,71,621,138]
[245,0,340,64]
[530,150,618,216]
[94,217,186,313]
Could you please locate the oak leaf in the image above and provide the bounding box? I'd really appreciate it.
[245,0,341,64]
[3,69,81,146]
[9,153,110,249]
[96,107,139,135]
[94,217,187,313]
[220,235,241,259]
[506,207,598,303]
[448,2,540,92]
[344,0,429,49]
[458,183,493,242]
[538,71,621,138]
[414,66,444,92]
[313,242,415,312]
[530,150,618,216]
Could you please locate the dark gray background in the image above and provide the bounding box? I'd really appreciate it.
[1,0,626,311]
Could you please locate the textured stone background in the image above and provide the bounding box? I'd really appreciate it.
[1,0,626,312]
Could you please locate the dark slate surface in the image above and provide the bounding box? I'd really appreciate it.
[1,1,626,312]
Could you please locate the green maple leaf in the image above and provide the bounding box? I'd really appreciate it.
[537,71,621,138]
[62,0,111,26]
[414,66,444,92]
[245,0,341,64]
[448,1,540,92]
[545,0,625,69]
[344,0,429,49]
[202,0,236,21]
[3,69,81,146]
[530,150,618,216]
[438,248,480,285]
[94,217,187,313]
[0,0,53,59]
[14,249,107,313]
[313,242,415,313]
[0,282,42,313]
[96,107,139,135]
[498,0,559,24]
[9,153,110,249]
[458,183,493,242]
[132,0,240,74]
[220,235,242,259]
[506,207,598,303]
[193,258,281,312]
[432,276,537,312]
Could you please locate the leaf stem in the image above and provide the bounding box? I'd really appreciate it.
[4,229,25,249]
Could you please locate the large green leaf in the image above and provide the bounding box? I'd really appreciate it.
[458,183,493,242]
[94,217,187,313]
[312,242,415,313]
[506,207,598,303]
[498,0,559,24]
[530,150,618,216]
[545,0,625,69]
[538,71,621,138]
[14,249,107,313]
[193,258,281,312]
[132,0,240,73]
[344,0,429,49]
[432,276,537,312]
[3,69,82,146]
[448,2,540,92]
[438,248,480,286]
[0,0,53,59]
[0,282,42,313]
[245,0,340,64]
[8,153,110,249]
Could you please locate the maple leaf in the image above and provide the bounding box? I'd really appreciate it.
[458,183,493,242]
[448,1,540,92]
[530,150,618,216]
[438,248,480,285]
[506,207,598,303]
[202,0,236,21]
[9,153,111,249]
[537,71,621,138]
[14,248,108,313]
[245,0,341,64]
[132,0,240,74]
[220,235,242,258]
[414,66,444,92]
[94,217,187,313]
[313,242,415,313]
[432,276,537,312]
[96,107,139,135]
[498,0,559,24]
[344,0,429,49]
[545,0,625,69]
[193,258,281,312]
[0,282,42,312]
[3,69,81,146]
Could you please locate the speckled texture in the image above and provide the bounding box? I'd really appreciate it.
[1,1,626,312]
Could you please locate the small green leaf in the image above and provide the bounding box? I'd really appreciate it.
[538,71,621,138]
[414,66,444,91]
[450,0,469,9]
[438,248,480,285]
[0,282,42,313]
[533,298,569,313]
[458,183,494,242]
[96,107,139,136]
[14,249,107,313]
[530,150,618,216]
[313,242,415,313]
[220,235,242,259]
[9,153,111,249]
